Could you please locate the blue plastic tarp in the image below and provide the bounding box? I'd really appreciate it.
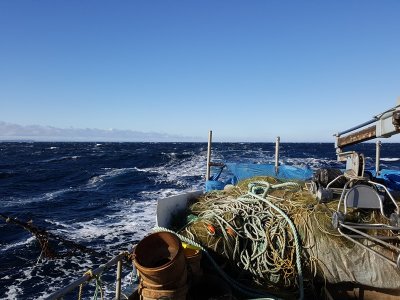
[225,163,313,182]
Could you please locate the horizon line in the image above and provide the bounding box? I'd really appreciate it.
[1,137,399,144]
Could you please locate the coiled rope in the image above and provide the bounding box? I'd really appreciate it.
[174,181,304,300]
[246,181,304,300]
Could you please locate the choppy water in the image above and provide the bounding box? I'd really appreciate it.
[1,142,399,299]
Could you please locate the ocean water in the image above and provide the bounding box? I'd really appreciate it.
[1,142,399,299]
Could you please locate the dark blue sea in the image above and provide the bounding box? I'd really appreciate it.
[1,142,399,299]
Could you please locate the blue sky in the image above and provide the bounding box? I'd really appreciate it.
[0,1,399,142]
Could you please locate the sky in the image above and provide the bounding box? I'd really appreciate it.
[0,1,399,142]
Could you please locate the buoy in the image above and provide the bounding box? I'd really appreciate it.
[226,226,236,238]
[206,223,216,235]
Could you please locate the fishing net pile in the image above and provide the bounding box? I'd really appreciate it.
[178,177,310,292]
[177,176,400,293]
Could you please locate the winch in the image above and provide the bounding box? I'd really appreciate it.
[313,100,400,268]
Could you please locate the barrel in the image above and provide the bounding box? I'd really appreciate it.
[133,232,187,289]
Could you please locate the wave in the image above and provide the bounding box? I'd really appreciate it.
[139,188,185,200]
[86,167,137,188]
[39,156,80,163]
[4,284,23,300]
[48,198,156,249]
[141,153,206,189]
[0,236,36,253]
[161,152,177,158]
[132,166,149,172]
[2,188,72,208]
[381,157,400,162]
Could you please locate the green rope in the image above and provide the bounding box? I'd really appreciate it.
[247,182,304,300]
[93,273,104,300]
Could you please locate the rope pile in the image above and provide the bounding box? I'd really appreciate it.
[179,179,305,292]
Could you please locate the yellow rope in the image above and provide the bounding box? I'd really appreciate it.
[77,270,93,300]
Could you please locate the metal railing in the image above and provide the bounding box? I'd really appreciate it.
[46,251,132,300]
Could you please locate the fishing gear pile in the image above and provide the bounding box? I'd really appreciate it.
[179,177,310,291]
[178,176,400,294]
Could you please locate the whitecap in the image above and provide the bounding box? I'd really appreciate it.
[381,157,400,162]
[2,188,72,208]
[139,152,206,190]
[50,198,157,250]
[139,189,182,199]
[86,168,137,188]
[1,236,36,252]
[39,156,80,163]
[4,284,23,300]
[133,166,148,172]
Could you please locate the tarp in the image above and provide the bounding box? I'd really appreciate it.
[370,169,400,192]
[298,213,400,289]
[226,163,313,182]
[205,163,313,191]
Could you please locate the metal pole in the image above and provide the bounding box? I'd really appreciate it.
[337,118,377,136]
[275,136,280,175]
[206,130,212,180]
[376,140,381,176]
[115,259,122,300]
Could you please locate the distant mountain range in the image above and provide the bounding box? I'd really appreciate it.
[0,121,201,142]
